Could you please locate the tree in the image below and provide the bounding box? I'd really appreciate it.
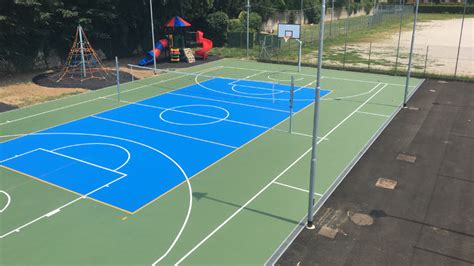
[304,0,321,24]
[238,11,263,32]
[206,11,229,47]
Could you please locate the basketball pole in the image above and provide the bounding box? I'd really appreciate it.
[115,56,120,102]
[307,0,326,230]
[149,0,157,74]
[403,0,419,107]
[246,0,250,59]
[296,39,302,72]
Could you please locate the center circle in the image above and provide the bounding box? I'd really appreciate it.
[159,104,230,126]
[231,84,285,96]
[267,73,304,82]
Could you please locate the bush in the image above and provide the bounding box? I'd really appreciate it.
[304,0,321,24]
[288,11,297,24]
[418,4,474,14]
[238,11,263,32]
[363,0,374,15]
[228,18,245,32]
[206,11,229,47]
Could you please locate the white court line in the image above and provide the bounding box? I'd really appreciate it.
[356,111,390,118]
[106,98,328,141]
[40,149,125,175]
[228,70,268,85]
[174,82,387,264]
[166,92,290,113]
[219,65,416,87]
[0,148,42,164]
[52,143,131,171]
[273,181,323,197]
[90,115,238,149]
[0,171,128,239]
[0,66,223,126]
[0,66,225,147]
[0,190,11,213]
[0,132,192,251]
[322,82,382,101]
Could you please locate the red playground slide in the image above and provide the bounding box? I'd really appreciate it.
[195,31,213,60]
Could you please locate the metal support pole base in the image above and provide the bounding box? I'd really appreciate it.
[306,221,316,230]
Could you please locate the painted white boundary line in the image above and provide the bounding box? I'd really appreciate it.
[90,115,238,149]
[273,181,323,197]
[41,149,125,175]
[0,171,127,239]
[264,78,425,265]
[173,83,387,264]
[356,111,390,118]
[52,143,131,171]
[0,191,11,213]
[0,131,193,256]
[0,148,42,164]
[220,66,416,87]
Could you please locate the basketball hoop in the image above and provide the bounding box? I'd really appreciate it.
[283,36,290,42]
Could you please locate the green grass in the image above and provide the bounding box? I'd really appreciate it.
[0,58,424,264]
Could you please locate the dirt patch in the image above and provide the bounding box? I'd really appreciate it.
[0,55,221,111]
[0,81,85,108]
[329,18,474,77]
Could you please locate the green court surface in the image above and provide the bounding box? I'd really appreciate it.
[0,58,423,265]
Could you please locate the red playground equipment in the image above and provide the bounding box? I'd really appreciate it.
[195,30,213,60]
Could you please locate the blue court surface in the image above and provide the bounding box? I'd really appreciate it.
[0,78,330,213]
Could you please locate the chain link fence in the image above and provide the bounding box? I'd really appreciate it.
[226,5,473,80]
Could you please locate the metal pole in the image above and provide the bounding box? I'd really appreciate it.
[301,0,304,25]
[423,45,429,77]
[149,0,157,74]
[307,0,326,230]
[403,0,419,107]
[130,65,134,82]
[368,42,372,70]
[342,19,349,69]
[394,0,404,73]
[289,76,295,133]
[115,56,120,102]
[78,25,87,80]
[297,39,302,72]
[246,0,250,58]
[330,0,334,36]
[454,0,467,77]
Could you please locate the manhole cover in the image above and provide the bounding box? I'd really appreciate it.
[350,213,374,226]
[397,153,417,163]
[376,178,398,190]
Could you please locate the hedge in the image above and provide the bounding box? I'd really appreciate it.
[418,4,474,14]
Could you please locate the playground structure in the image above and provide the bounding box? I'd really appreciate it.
[57,25,111,82]
[138,16,213,66]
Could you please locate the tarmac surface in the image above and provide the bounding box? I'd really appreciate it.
[277,79,474,265]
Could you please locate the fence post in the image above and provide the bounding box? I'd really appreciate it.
[423,45,429,77]
[342,18,349,69]
[368,42,372,71]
